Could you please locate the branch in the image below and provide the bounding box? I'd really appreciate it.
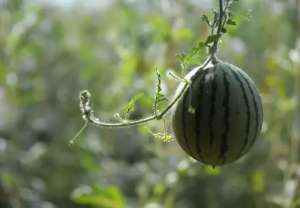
[210,0,224,58]
[209,0,236,60]
[79,58,212,128]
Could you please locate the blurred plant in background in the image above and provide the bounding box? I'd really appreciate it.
[0,0,299,208]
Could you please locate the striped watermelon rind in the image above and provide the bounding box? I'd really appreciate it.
[172,60,263,166]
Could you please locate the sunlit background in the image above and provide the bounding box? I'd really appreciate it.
[0,0,300,207]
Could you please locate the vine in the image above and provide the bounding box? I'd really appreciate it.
[71,0,238,144]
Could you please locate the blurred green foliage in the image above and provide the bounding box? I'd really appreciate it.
[0,0,299,208]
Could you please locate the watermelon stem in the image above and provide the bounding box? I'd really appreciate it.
[209,0,236,59]
[210,0,224,57]
[77,59,212,129]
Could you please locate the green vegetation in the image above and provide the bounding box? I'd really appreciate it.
[0,0,299,207]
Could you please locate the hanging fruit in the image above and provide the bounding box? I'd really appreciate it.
[172,59,263,165]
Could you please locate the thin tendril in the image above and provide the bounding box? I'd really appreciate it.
[69,121,88,145]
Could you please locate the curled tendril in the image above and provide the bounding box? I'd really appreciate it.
[79,90,93,121]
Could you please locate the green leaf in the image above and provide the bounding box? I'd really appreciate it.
[205,34,221,44]
[121,93,145,117]
[153,69,168,114]
[227,19,237,25]
[178,41,207,66]
[177,53,186,64]
[71,186,125,208]
[201,14,210,26]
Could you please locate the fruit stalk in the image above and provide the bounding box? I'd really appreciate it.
[210,0,224,61]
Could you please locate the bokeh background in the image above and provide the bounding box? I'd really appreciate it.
[0,0,300,207]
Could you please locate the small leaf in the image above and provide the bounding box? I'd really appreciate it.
[177,53,186,63]
[153,69,168,114]
[227,19,237,25]
[177,40,207,67]
[122,93,145,117]
[205,34,221,44]
[196,41,206,49]
[201,14,210,26]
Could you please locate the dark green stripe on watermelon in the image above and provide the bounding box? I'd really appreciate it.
[181,91,194,157]
[229,67,251,156]
[209,66,218,146]
[237,70,260,152]
[218,67,230,163]
[194,69,209,161]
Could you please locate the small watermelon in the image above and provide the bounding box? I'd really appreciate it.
[172,60,263,166]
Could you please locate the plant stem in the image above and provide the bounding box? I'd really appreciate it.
[80,58,212,128]
[78,0,231,129]
[81,82,189,128]
[210,0,224,60]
